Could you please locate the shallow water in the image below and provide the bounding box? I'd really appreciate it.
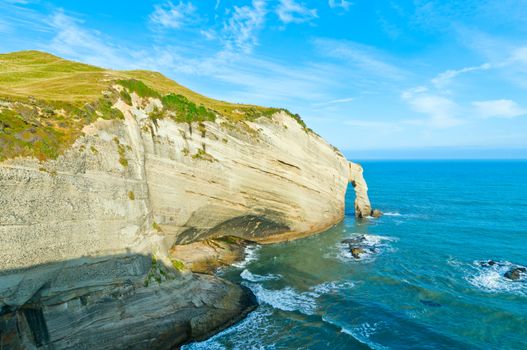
[184,161,527,350]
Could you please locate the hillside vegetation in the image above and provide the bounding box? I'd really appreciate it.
[0,50,307,161]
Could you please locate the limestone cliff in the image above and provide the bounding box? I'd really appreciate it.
[0,51,373,349]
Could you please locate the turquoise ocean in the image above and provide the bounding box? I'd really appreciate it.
[184,160,527,350]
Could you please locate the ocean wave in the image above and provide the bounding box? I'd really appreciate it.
[464,260,527,295]
[242,282,319,315]
[182,307,277,350]
[310,280,355,294]
[240,269,281,282]
[231,244,261,268]
[323,317,389,350]
[242,279,355,315]
[383,211,402,217]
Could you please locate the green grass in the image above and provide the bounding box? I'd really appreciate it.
[120,89,132,105]
[0,50,295,120]
[117,79,160,99]
[113,137,128,167]
[152,222,163,232]
[191,147,215,162]
[171,259,185,271]
[0,50,314,162]
[160,93,216,123]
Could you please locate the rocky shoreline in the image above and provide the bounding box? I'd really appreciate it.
[0,51,377,349]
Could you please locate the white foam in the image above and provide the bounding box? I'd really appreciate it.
[241,278,355,316]
[240,269,281,282]
[383,211,402,217]
[363,234,397,245]
[330,234,397,263]
[182,307,277,350]
[231,244,261,268]
[465,260,526,296]
[310,280,355,295]
[323,318,388,350]
[243,282,318,315]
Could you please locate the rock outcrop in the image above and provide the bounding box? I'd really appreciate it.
[348,162,374,218]
[0,51,374,349]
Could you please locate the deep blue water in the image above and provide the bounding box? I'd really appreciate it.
[185,161,527,350]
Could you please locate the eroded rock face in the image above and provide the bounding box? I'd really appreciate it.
[0,95,372,348]
[0,254,256,349]
[348,162,373,218]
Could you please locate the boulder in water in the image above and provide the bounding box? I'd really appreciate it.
[350,247,366,259]
[480,260,497,267]
[504,267,525,281]
[371,209,383,218]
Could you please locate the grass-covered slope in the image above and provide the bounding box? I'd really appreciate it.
[0,50,307,161]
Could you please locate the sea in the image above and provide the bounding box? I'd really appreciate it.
[183,160,527,350]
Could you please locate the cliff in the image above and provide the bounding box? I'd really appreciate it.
[0,51,373,349]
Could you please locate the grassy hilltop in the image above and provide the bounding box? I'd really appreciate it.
[0,50,306,161]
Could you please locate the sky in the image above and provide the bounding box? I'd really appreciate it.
[1,0,526,159]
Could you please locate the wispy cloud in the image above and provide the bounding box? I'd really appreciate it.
[314,38,406,80]
[47,10,140,69]
[222,0,267,54]
[328,0,352,11]
[313,97,354,107]
[431,62,491,88]
[473,99,527,119]
[276,0,317,24]
[401,87,463,128]
[149,1,198,29]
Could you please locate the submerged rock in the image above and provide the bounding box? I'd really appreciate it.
[504,267,526,281]
[420,299,442,307]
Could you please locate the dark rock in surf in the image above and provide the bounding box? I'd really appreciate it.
[350,247,365,259]
[504,267,525,281]
[371,209,383,218]
[341,235,366,245]
[480,260,497,267]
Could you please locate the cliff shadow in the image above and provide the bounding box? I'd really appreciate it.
[0,252,256,350]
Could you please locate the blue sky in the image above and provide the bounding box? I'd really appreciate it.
[1,0,527,158]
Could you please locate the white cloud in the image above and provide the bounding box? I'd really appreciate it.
[328,0,352,11]
[314,97,354,106]
[401,87,463,128]
[149,1,197,29]
[200,29,216,40]
[47,10,139,69]
[222,0,267,54]
[276,0,317,24]
[508,47,527,66]
[472,99,527,119]
[431,62,491,88]
[314,38,406,80]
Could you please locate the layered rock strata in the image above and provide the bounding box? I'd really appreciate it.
[0,90,373,348]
